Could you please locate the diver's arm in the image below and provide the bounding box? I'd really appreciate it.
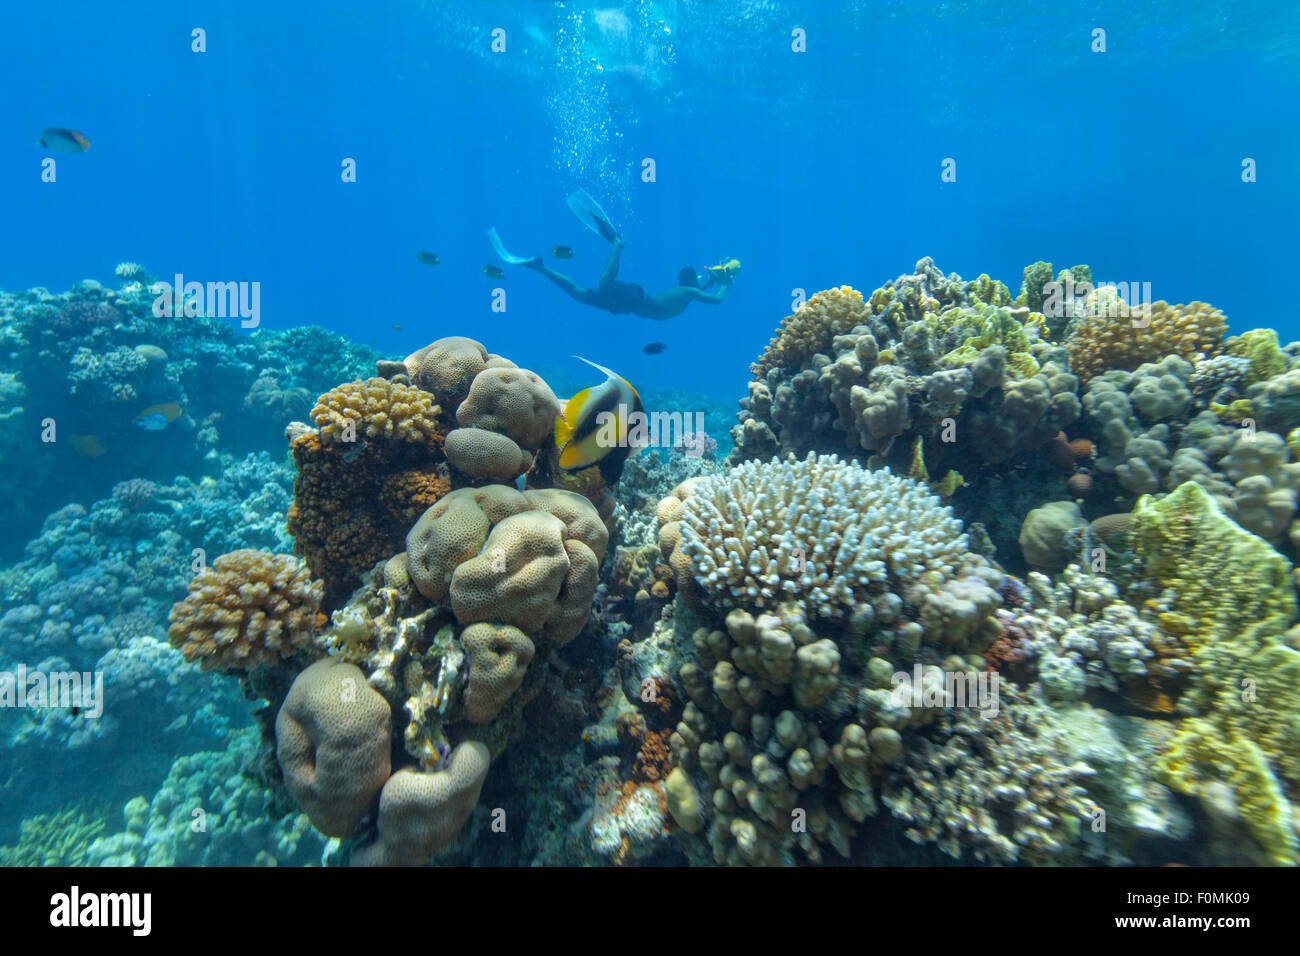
[689,285,730,304]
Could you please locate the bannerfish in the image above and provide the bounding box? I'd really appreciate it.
[417,251,440,266]
[39,128,90,152]
[552,245,574,259]
[133,402,183,430]
[554,356,644,484]
[643,342,667,354]
[69,434,106,457]
[484,264,506,279]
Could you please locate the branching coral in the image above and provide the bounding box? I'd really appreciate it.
[167,549,325,673]
[1067,298,1226,386]
[310,377,441,445]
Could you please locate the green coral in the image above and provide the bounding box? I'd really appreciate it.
[0,804,109,866]
[1130,482,1300,864]
[1158,718,1296,866]
[1130,481,1294,654]
[968,273,1012,307]
[1228,328,1289,388]
[1018,261,1055,314]
[936,303,1039,377]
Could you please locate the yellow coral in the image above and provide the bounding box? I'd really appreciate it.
[1067,300,1226,385]
[751,286,869,378]
[1156,718,1296,866]
[310,377,441,445]
[1227,328,1289,387]
[168,550,326,672]
[1132,483,1300,864]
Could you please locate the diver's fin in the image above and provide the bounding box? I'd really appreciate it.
[487,227,533,265]
[566,189,621,241]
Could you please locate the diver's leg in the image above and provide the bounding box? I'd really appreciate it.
[598,238,624,287]
[529,261,599,305]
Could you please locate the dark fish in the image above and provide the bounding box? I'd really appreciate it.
[643,342,667,354]
[552,245,574,259]
[392,324,403,331]
[39,128,90,152]
[417,251,440,266]
[484,264,506,279]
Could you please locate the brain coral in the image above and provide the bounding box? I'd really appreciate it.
[667,453,970,619]
[167,549,325,672]
[443,427,534,482]
[1067,298,1226,386]
[405,486,608,645]
[403,336,489,406]
[461,622,536,723]
[352,741,491,866]
[455,366,561,450]
[310,377,441,445]
[275,658,392,838]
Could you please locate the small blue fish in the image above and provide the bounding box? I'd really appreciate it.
[134,413,170,431]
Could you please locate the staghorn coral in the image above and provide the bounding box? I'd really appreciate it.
[310,377,441,445]
[167,549,325,673]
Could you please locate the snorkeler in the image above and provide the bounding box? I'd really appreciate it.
[488,190,738,320]
[527,236,733,320]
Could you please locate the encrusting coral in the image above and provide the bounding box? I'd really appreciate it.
[1126,482,1300,863]
[167,549,325,673]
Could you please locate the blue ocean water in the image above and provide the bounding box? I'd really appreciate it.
[4,0,1300,871]
[6,0,1296,401]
